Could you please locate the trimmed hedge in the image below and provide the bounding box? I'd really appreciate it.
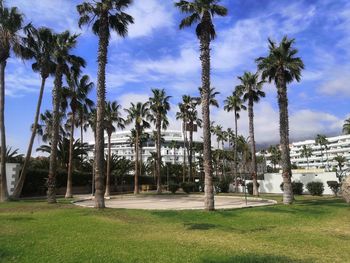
[181,182,195,194]
[327,181,340,196]
[168,183,180,194]
[306,181,324,196]
[280,181,304,195]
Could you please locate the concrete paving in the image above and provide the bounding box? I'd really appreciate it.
[73,194,277,210]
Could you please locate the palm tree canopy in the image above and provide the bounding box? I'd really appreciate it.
[124,102,151,131]
[104,101,125,135]
[300,145,312,158]
[77,0,134,39]
[197,87,220,107]
[342,118,350,135]
[315,134,328,147]
[256,36,304,85]
[149,88,171,130]
[175,0,227,40]
[236,71,265,104]
[35,110,67,143]
[224,91,247,119]
[20,24,56,78]
[0,0,23,61]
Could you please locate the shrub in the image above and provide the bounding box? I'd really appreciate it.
[168,183,180,194]
[327,181,340,196]
[246,182,260,195]
[306,182,324,196]
[181,182,195,194]
[216,179,231,193]
[280,181,304,195]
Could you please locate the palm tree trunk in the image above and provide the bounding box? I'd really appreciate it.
[234,111,238,192]
[80,115,84,165]
[0,61,8,202]
[65,110,75,198]
[201,13,214,211]
[182,121,187,182]
[248,99,258,196]
[173,146,176,165]
[156,116,162,194]
[105,133,111,197]
[134,130,139,194]
[47,65,63,204]
[13,77,47,199]
[277,70,293,204]
[188,127,193,182]
[94,12,109,208]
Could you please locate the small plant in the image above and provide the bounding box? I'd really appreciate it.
[168,183,180,194]
[306,182,324,196]
[280,181,304,195]
[327,181,340,196]
[181,182,195,194]
[216,179,231,193]
[246,182,260,195]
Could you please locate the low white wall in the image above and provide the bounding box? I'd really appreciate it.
[249,172,338,195]
[5,163,21,195]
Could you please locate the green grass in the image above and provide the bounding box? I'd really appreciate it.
[0,195,349,263]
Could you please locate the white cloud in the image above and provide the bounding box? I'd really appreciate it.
[319,69,350,97]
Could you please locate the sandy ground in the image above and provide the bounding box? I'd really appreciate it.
[73,194,277,210]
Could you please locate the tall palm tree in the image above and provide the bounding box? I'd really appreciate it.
[125,102,151,194]
[47,31,85,204]
[256,36,304,205]
[197,86,220,107]
[300,145,312,169]
[315,134,328,170]
[12,25,56,199]
[35,110,67,143]
[104,101,125,197]
[77,0,134,208]
[236,71,265,196]
[224,90,246,192]
[342,118,350,135]
[175,0,227,211]
[0,0,23,202]
[169,140,179,165]
[268,145,281,171]
[63,74,94,198]
[149,89,171,194]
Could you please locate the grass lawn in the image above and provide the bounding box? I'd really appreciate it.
[0,195,349,263]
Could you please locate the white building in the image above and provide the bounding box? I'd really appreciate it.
[290,134,350,170]
[89,129,202,164]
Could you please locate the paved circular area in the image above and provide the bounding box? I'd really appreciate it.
[74,195,276,210]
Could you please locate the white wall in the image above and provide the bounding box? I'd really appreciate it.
[5,163,21,195]
[248,172,338,195]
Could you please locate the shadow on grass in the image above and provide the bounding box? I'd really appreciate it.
[184,223,217,230]
[5,216,35,222]
[202,253,311,263]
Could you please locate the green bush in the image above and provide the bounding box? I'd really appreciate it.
[280,181,304,195]
[168,183,180,194]
[216,179,231,193]
[306,181,324,196]
[327,181,340,196]
[181,182,195,194]
[246,182,260,195]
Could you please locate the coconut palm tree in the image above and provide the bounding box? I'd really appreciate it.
[315,134,329,170]
[62,74,94,198]
[224,90,246,191]
[256,36,304,205]
[0,0,23,201]
[12,25,57,199]
[236,71,265,196]
[47,31,85,204]
[175,0,227,211]
[149,89,171,194]
[300,145,312,169]
[342,118,350,135]
[125,102,151,194]
[104,101,125,197]
[77,0,134,208]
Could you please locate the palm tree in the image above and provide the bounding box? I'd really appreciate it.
[169,140,179,165]
[236,71,265,196]
[12,25,56,199]
[315,134,328,170]
[268,145,281,171]
[35,110,67,143]
[149,89,171,194]
[334,155,346,172]
[0,0,23,202]
[300,145,312,169]
[197,87,220,107]
[104,101,125,197]
[342,118,350,135]
[125,102,151,194]
[224,90,246,191]
[175,0,227,211]
[77,0,134,208]
[47,31,85,204]
[63,74,94,198]
[256,36,304,205]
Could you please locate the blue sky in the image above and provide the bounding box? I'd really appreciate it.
[4,0,350,153]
